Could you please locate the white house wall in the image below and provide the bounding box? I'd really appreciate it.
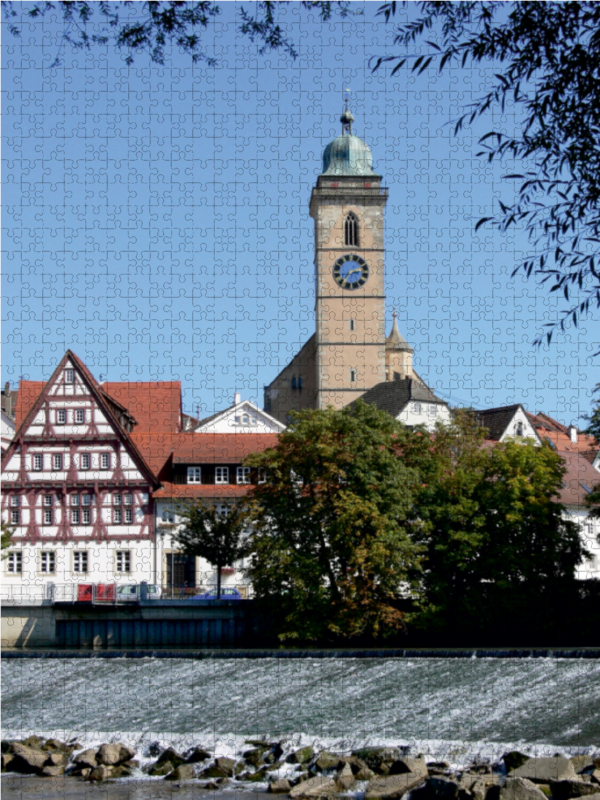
[397,402,452,432]
[196,402,285,434]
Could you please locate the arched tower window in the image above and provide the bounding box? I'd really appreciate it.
[344,213,359,247]
[291,376,297,389]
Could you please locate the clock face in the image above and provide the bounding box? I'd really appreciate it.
[333,254,369,290]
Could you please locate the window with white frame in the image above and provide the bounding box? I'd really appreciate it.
[65,368,74,384]
[124,493,132,506]
[515,421,524,436]
[74,409,85,424]
[80,453,90,471]
[215,466,229,484]
[73,551,88,573]
[56,409,66,425]
[10,496,20,507]
[215,504,229,518]
[162,509,175,523]
[114,508,122,524]
[32,454,43,471]
[429,405,438,416]
[7,552,22,573]
[237,466,251,485]
[71,495,79,507]
[258,468,267,484]
[71,508,80,525]
[43,507,53,525]
[81,508,91,525]
[52,453,63,471]
[124,508,133,524]
[412,402,422,413]
[100,453,111,470]
[82,494,92,507]
[10,496,20,525]
[116,550,131,573]
[187,467,202,484]
[113,494,122,506]
[41,551,55,574]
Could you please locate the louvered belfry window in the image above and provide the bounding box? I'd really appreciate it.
[344,212,359,246]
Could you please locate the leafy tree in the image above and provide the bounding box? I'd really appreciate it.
[244,401,424,643]
[584,386,600,520]
[174,499,250,599]
[1,520,15,558]
[1,1,352,66]
[406,410,588,631]
[377,1,600,347]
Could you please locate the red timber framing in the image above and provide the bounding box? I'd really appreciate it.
[1,350,160,545]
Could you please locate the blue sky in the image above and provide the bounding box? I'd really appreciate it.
[2,2,597,424]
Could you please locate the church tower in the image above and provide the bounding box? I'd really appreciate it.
[309,106,388,409]
[264,106,419,423]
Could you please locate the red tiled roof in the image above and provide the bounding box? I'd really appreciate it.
[526,411,598,454]
[14,382,45,427]
[154,483,253,499]
[102,382,182,435]
[557,450,600,508]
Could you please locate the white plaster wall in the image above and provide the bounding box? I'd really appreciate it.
[397,402,452,432]
[197,402,284,434]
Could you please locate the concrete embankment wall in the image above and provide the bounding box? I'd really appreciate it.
[1,602,255,649]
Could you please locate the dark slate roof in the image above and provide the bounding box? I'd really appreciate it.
[473,404,522,441]
[357,378,446,417]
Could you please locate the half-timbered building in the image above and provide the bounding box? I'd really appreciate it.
[1,351,160,594]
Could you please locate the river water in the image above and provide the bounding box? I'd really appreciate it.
[2,656,600,768]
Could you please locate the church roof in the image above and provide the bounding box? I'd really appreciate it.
[321,106,379,177]
[386,312,413,352]
[358,378,445,418]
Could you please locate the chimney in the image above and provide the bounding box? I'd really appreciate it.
[4,381,11,417]
[234,392,241,406]
[569,424,578,444]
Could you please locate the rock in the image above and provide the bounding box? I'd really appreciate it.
[245,739,271,747]
[149,761,174,777]
[412,777,460,800]
[458,777,488,800]
[313,752,343,772]
[9,742,50,774]
[245,747,268,767]
[355,766,377,781]
[45,752,68,767]
[269,778,292,793]
[365,772,427,800]
[2,752,15,771]
[21,736,45,750]
[289,775,340,798]
[43,739,73,754]
[509,758,577,784]
[499,778,547,800]
[41,765,67,777]
[287,747,315,765]
[73,749,98,769]
[186,746,211,764]
[97,743,135,766]
[337,763,356,791]
[591,771,600,785]
[111,765,134,778]
[504,754,532,774]
[354,748,401,774]
[166,764,196,781]
[79,768,92,779]
[242,767,270,781]
[87,765,112,781]
[390,758,429,778]
[571,758,595,775]
[429,763,451,771]
[155,747,185,769]
[201,780,221,790]
[550,781,600,800]
[201,757,242,779]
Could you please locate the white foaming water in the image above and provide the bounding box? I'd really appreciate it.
[2,657,600,769]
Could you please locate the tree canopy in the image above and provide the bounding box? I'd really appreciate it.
[244,401,424,642]
[174,499,250,598]
[377,1,600,348]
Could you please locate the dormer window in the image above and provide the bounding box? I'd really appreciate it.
[187,467,202,484]
[344,212,359,247]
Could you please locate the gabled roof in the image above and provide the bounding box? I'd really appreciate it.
[474,404,525,441]
[194,400,286,433]
[358,378,446,417]
[527,411,598,455]
[171,433,279,463]
[2,351,159,486]
[558,450,600,508]
[101,381,182,435]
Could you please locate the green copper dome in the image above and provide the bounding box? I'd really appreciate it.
[321,107,378,177]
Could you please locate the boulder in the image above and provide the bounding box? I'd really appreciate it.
[87,765,112,781]
[313,752,343,772]
[165,764,196,781]
[2,753,15,772]
[97,743,135,766]
[269,778,292,793]
[591,771,600,785]
[21,736,45,750]
[355,765,377,781]
[411,777,460,800]
[242,767,270,782]
[550,781,600,800]
[41,765,67,777]
[45,752,68,767]
[79,768,92,779]
[186,747,211,764]
[354,748,401,774]
[73,749,98,769]
[111,765,134,779]
[499,778,547,800]
[43,739,74,754]
[287,747,315,765]
[289,775,340,798]
[200,757,242,778]
[201,780,221,790]
[245,747,268,767]
[390,758,429,778]
[570,758,594,775]
[509,758,577,784]
[337,763,356,791]
[458,777,488,800]
[9,742,50,774]
[504,754,532,774]
[155,747,185,769]
[365,772,427,800]
[149,761,174,777]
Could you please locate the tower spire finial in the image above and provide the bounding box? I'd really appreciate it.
[340,87,354,135]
